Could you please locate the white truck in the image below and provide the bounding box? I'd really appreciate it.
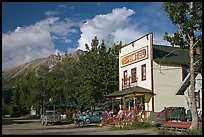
[40,110,62,126]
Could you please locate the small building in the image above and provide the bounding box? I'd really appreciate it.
[176,73,202,114]
[105,33,200,115]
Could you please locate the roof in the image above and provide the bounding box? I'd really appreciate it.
[175,73,190,95]
[105,86,155,98]
[153,44,200,65]
[175,73,202,95]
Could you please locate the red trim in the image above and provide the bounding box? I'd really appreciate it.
[141,64,146,81]
[161,122,202,129]
[131,67,137,83]
[150,33,154,112]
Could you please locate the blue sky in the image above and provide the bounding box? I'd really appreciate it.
[2,2,178,71]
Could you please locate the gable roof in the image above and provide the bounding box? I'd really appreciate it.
[175,73,202,95]
[153,44,200,66]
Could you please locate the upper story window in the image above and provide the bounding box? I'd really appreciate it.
[123,70,128,85]
[141,64,146,81]
[131,67,137,83]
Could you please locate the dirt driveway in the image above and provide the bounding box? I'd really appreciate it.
[2,117,158,135]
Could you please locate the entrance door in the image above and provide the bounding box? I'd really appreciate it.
[134,96,145,111]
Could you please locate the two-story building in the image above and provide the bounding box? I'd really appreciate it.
[106,33,199,114]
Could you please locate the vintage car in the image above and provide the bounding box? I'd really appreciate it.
[40,110,62,126]
[75,110,106,127]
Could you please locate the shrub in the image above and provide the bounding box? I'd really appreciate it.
[181,128,202,135]
[10,105,22,117]
[157,128,178,135]
[2,103,11,116]
[64,110,74,124]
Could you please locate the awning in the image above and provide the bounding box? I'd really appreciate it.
[105,86,156,98]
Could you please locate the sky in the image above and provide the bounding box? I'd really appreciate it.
[2,2,178,71]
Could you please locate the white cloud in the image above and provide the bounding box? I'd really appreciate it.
[77,6,173,51]
[64,39,72,44]
[2,17,78,71]
[58,5,67,8]
[77,7,136,50]
[44,10,60,17]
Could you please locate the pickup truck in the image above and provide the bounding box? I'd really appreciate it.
[40,110,62,126]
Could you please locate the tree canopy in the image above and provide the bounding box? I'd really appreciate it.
[11,36,121,116]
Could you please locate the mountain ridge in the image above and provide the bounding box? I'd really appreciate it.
[2,49,83,88]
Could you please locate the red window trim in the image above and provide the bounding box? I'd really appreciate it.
[141,64,146,81]
[123,70,128,85]
[131,67,137,83]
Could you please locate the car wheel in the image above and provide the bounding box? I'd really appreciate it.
[85,118,91,124]
[78,120,84,127]
[45,121,48,126]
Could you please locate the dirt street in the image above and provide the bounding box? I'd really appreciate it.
[2,117,158,135]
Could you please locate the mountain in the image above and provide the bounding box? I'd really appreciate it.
[2,49,83,89]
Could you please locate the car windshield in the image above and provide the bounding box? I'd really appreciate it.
[85,111,104,116]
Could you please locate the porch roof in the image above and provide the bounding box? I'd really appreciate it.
[105,86,156,98]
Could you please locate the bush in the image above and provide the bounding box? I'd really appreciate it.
[2,103,11,116]
[110,122,156,131]
[157,128,178,135]
[64,110,74,124]
[181,128,202,135]
[10,105,22,117]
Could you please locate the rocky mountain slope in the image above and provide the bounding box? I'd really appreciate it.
[2,49,83,88]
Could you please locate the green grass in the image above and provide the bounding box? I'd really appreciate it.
[109,122,156,131]
[133,122,155,129]
[157,128,202,135]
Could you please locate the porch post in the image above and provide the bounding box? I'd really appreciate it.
[112,98,114,112]
[123,97,126,111]
[134,97,136,110]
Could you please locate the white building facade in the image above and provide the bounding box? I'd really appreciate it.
[106,33,196,113]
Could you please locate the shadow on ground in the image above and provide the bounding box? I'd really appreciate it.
[2,117,35,126]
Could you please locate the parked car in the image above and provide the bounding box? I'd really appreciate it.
[75,110,106,127]
[40,110,62,126]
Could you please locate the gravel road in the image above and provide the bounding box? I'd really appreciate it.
[2,117,158,135]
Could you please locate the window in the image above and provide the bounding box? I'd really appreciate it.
[123,70,128,85]
[131,68,137,83]
[141,64,146,81]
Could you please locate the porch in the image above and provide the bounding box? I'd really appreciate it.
[160,121,202,131]
[104,86,155,123]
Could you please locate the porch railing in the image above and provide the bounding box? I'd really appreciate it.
[122,77,137,89]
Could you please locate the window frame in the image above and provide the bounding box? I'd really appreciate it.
[131,67,137,83]
[141,64,146,81]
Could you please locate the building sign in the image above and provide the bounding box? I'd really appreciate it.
[121,46,148,67]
